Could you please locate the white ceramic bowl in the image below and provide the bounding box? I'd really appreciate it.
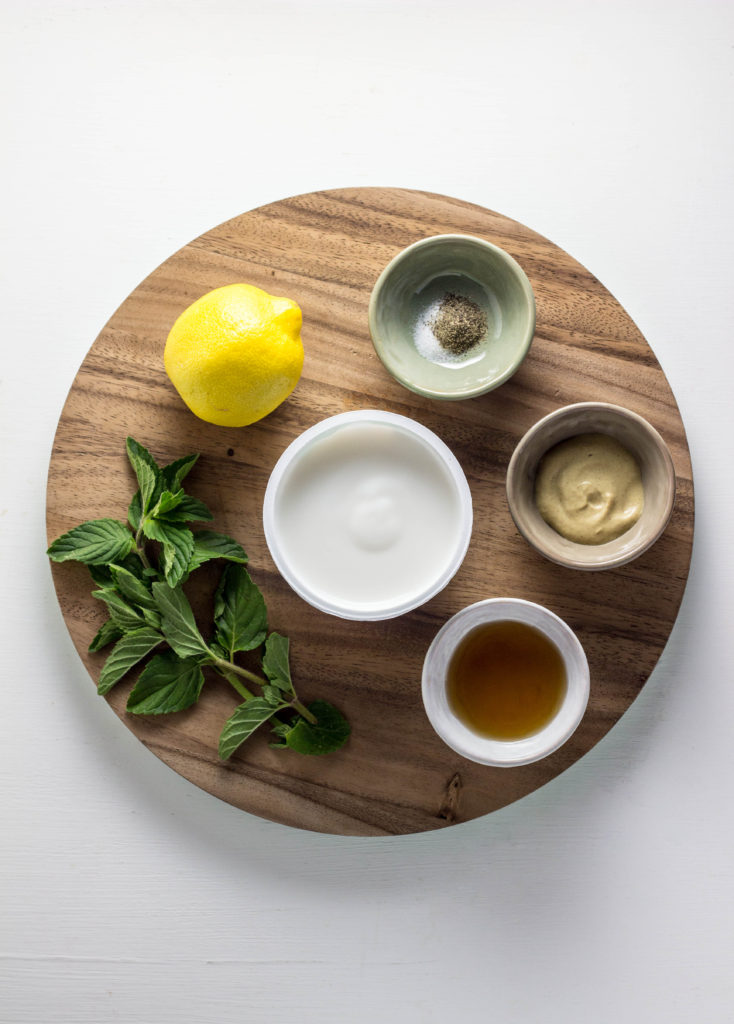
[422,598,590,766]
[263,410,473,621]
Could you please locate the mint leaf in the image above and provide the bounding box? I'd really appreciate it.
[88,619,123,652]
[283,700,350,756]
[92,554,151,588]
[207,639,230,662]
[269,717,290,747]
[160,453,199,492]
[126,650,205,714]
[138,463,158,516]
[47,519,135,565]
[151,582,211,659]
[128,490,143,531]
[151,489,185,517]
[109,564,156,610]
[126,438,160,515]
[97,626,163,695]
[155,494,214,524]
[120,554,150,580]
[161,534,195,587]
[262,633,294,694]
[126,437,160,474]
[187,530,247,572]
[141,606,163,631]
[143,519,195,587]
[88,563,113,587]
[218,698,280,760]
[213,565,267,658]
[127,443,199,527]
[92,587,147,631]
[262,684,286,707]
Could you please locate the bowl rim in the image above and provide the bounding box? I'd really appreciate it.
[421,598,590,766]
[505,401,676,571]
[367,233,536,401]
[262,409,474,621]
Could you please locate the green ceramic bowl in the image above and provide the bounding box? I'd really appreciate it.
[368,234,536,401]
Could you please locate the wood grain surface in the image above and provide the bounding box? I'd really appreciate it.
[45,187,694,837]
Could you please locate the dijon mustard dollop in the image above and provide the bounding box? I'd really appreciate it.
[534,433,643,545]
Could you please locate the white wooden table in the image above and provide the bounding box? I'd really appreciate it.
[2,1,733,1021]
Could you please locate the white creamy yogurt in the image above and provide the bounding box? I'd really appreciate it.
[263,411,473,620]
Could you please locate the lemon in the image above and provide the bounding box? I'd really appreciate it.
[164,283,304,427]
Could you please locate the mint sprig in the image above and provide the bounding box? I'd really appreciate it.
[47,437,350,760]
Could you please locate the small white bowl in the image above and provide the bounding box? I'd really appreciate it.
[263,410,473,621]
[422,598,590,766]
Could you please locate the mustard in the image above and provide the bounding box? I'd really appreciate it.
[534,433,643,545]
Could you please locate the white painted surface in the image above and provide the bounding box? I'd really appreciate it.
[2,1,733,1021]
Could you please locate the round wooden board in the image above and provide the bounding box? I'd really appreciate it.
[46,188,694,836]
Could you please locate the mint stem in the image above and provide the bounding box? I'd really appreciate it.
[216,665,256,702]
[290,698,318,724]
[213,656,265,691]
[134,523,151,570]
[212,656,318,724]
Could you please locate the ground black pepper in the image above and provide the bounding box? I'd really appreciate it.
[429,292,487,355]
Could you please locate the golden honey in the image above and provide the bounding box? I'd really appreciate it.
[447,620,567,740]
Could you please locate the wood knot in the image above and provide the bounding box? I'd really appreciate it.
[438,772,462,824]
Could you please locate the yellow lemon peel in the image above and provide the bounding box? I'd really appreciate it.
[164,283,304,427]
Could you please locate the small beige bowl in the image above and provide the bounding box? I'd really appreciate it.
[506,402,676,570]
